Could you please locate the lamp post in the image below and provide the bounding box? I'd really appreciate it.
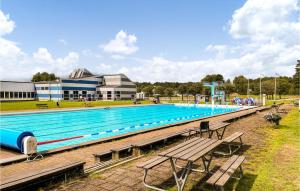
[259,74,265,104]
[274,73,279,101]
[247,78,250,98]
[296,65,300,111]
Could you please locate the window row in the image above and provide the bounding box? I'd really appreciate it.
[0,92,36,99]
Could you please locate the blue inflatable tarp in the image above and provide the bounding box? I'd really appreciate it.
[0,128,34,152]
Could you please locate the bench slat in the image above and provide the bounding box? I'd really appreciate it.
[215,156,245,186]
[223,132,243,143]
[206,155,239,185]
[137,156,169,169]
[93,150,112,157]
[111,144,132,152]
[173,139,214,159]
[159,137,201,156]
[188,140,223,162]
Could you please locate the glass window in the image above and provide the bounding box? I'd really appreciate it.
[31,92,35,98]
[0,92,4,98]
[10,92,13,98]
[23,92,26,98]
[45,87,49,90]
[41,87,45,90]
[107,91,112,99]
[14,92,18,98]
[5,92,9,98]
[19,92,22,98]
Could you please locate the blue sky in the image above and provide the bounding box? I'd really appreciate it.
[0,0,299,82]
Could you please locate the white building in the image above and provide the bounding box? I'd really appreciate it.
[0,68,137,102]
[0,81,36,101]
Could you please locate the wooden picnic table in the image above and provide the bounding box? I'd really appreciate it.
[188,122,230,140]
[158,137,223,191]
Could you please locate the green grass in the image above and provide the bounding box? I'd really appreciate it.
[236,108,300,191]
[0,100,151,111]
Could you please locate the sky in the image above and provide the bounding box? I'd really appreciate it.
[0,0,299,82]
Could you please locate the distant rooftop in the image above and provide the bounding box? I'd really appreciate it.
[69,68,94,79]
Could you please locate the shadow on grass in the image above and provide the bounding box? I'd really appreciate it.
[234,172,257,191]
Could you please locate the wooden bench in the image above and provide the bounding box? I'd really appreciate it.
[137,156,169,191]
[93,150,113,162]
[36,104,48,109]
[132,131,184,156]
[94,144,133,162]
[207,155,245,191]
[111,144,132,160]
[0,161,85,191]
[215,132,243,156]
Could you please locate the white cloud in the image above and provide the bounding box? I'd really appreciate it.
[102,30,138,55]
[0,11,15,36]
[0,10,79,80]
[229,0,300,43]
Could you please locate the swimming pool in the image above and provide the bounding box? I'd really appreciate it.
[0,104,240,151]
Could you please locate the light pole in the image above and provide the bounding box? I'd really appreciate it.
[274,73,279,101]
[259,74,265,104]
[247,78,250,98]
[296,65,300,111]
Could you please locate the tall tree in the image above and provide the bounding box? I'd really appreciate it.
[177,84,187,101]
[201,74,224,83]
[142,86,154,97]
[154,86,165,96]
[164,88,174,100]
[293,60,300,95]
[32,72,58,82]
[187,82,203,101]
[233,75,248,95]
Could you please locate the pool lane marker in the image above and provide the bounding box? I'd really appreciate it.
[37,113,205,145]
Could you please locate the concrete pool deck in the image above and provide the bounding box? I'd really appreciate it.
[0,106,269,185]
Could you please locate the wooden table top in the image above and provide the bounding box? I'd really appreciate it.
[159,137,223,162]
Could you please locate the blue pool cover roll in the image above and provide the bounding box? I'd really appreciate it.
[0,128,34,152]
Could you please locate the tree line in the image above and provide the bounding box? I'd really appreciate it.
[137,62,300,99]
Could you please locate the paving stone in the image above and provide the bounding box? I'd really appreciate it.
[99,182,122,190]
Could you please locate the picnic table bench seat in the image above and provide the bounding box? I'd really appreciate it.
[137,156,169,191]
[0,161,85,191]
[36,103,48,109]
[207,155,245,191]
[215,132,244,156]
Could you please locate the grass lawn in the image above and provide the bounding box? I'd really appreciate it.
[233,108,300,191]
[0,100,151,111]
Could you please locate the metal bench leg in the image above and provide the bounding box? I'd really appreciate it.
[239,165,243,178]
[202,154,213,173]
[170,158,192,191]
[142,169,166,191]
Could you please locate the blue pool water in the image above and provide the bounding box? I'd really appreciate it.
[0,104,239,151]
